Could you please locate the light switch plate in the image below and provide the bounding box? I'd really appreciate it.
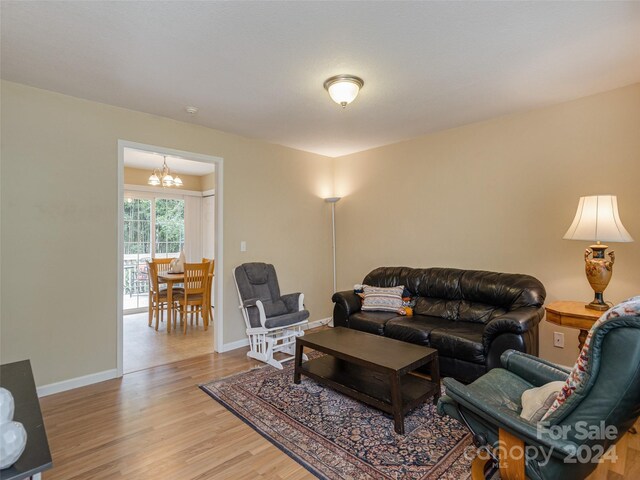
[240,241,247,252]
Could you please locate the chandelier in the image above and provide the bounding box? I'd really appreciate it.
[148,156,183,187]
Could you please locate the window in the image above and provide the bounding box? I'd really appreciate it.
[123,194,185,312]
[155,199,185,258]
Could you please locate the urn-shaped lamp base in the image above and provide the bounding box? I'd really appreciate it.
[584,244,614,311]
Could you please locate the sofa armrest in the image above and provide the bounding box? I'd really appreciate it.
[500,350,570,387]
[483,306,544,350]
[331,290,362,328]
[282,292,304,312]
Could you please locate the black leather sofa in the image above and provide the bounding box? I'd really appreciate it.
[331,267,546,383]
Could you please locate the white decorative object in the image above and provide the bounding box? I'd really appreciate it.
[0,388,14,422]
[0,421,27,469]
[169,250,186,273]
[0,387,27,470]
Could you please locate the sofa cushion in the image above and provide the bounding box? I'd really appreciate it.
[459,269,545,310]
[349,311,400,335]
[458,300,507,324]
[430,322,486,364]
[413,297,460,320]
[385,315,455,346]
[263,299,288,318]
[235,262,281,305]
[264,309,309,329]
[363,266,417,292]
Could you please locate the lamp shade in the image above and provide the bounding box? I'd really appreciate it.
[324,75,364,108]
[148,173,160,186]
[162,174,174,187]
[563,195,633,243]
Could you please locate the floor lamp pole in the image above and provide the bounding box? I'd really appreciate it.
[325,197,341,293]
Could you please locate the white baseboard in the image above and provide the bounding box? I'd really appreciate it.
[220,317,333,353]
[305,317,332,330]
[37,369,119,397]
[219,338,250,353]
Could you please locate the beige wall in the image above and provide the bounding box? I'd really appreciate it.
[333,83,640,366]
[124,166,204,191]
[201,172,216,192]
[0,81,334,387]
[2,79,638,387]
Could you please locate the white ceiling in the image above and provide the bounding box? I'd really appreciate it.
[124,148,215,176]
[2,2,639,157]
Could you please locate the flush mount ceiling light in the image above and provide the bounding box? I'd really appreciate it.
[323,74,364,108]
[148,155,183,188]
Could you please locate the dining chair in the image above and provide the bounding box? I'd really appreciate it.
[152,257,173,274]
[202,258,215,324]
[174,261,210,334]
[152,257,183,325]
[146,259,182,331]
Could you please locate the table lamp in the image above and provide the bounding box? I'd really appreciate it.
[563,195,633,310]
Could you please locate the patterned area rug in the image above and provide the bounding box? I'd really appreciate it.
[200,354,473,479]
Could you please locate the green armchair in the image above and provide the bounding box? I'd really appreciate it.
[437,309,640,480]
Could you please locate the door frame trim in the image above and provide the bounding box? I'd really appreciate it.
[117,140,224,376]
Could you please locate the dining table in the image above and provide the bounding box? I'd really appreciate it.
[157,271,184,333]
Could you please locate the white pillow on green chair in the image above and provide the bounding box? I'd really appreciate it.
[520,381,565,423]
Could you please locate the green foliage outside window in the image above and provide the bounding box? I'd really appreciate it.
[155,199,185,254]
[124,199,151,255]
[123,198,185,255]
[123,197,185,300]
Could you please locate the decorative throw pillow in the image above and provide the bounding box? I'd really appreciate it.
[541,295,640,422]
[361,285,404,313]
[397,306,413,316]
[520,381,566,423]
[396,295,417,316]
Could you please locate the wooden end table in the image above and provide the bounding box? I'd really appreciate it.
[294,327,440,434]
[545,301,602,351]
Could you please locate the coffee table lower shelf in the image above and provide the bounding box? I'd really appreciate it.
[296,355,438,433]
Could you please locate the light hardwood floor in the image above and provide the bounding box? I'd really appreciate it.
[124,312,215,373]
[41,348,313,479]
[40,344,640,480]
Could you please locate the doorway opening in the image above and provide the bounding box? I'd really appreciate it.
[117,141,224,376]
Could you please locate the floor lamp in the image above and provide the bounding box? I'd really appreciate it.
[325,197,341,292]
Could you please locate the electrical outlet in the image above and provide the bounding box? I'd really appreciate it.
[240,241,247,252]
[553,332,565,348]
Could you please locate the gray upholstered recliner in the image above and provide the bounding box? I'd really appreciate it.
[437,301,640,480]
[233,262,310,369]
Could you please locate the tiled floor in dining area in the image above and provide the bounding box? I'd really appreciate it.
[123,312,215,374]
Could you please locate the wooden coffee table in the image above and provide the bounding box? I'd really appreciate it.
[293,327,440,434]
